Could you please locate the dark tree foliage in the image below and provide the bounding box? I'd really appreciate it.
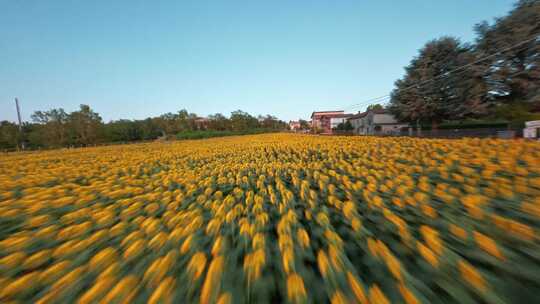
[0,106,287,150]
[230,110,259,131]
[389,37,479,128]
[366,104,384,111]
[0,121,19,149]
[474,0,540,106]
[30,108,69,147]
[299,119,310,130]
[389,1,539,126]
[68,105,103,146]
[335,121,354,131]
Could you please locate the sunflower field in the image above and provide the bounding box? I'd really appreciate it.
[0,134,539,303]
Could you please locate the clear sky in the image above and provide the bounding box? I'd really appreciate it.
[1,0,515,122]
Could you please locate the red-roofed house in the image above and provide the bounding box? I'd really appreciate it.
[311,110,353,134]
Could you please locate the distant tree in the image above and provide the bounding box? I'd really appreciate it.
[22,123,41,149]
[299,119,310,130]
[230,110,258,131]
[31,108,69,147]
[366,104,384,112]
[176,110,189,132]
[139,118,162,139]
[388,37,482,129]
[174,109,197,131]
[68,104,103,146]
[156,112,178,135]
[335,121,353,131]
[10,105,287,149]
[259,114,286,129]
[208,113,230,131]
[0,121,19,150]
[473,0,540,109]
[104,119,144,142]
[187,112,199,130]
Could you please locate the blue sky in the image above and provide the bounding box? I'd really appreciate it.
[0,0,515,122]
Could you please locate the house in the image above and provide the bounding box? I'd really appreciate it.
[311,111,353,134]
[194,117,210,129]
[524,120,540,139]
[348,111,368,134]
[289,121,301,131]
[348,109,408,135]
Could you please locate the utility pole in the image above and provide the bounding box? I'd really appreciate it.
[15,98,24,150]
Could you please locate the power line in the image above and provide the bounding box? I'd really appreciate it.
[343,36,538,111]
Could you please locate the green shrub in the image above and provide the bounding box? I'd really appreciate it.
[175,129,278,140]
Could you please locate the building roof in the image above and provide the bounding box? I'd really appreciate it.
[348,111,367,120]
[348,109,390,120]
[371,109,388,114]
[311,110,344,118]
[329,113,353,118]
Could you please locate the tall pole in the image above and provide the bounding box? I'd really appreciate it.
[15,98,24,150]
[15,98,22,131]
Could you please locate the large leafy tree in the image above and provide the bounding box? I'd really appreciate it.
[104,119,144,142]
[230,110,258,131]
[299,119,310,130]
[68,104,103,146]
[31,108,69,147]
[207,113,230,131]
[156,112,178,135]
[258,115,287,129]
[4,106,286,149]
[366,104,384,112]
[0,121,20,150]
[474,0,540,107]
[154,109,200,135]
[388,37,483,128]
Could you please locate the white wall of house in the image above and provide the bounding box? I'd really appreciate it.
[349,119,360,130]
[349,112,407,135]
[349,117,366,134]
[373,113,399,124]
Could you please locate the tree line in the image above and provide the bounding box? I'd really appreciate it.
[388,0,539,129]
[0,105,288,150]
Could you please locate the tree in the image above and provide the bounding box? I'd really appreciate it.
[8,104,287,149]
[334,121,354,132]
[366,104,384,112]
[176,109,197,132]
[388,37,482,128]
[230,110,258,131]
[156,112,178,135]
[139,118,162,140]
[104,119,144,142]
[259,115,286,129]
[299,119,310,130]
[474,0,540,109]
[207,113,230,131]
[186,111,199,131]
[68,104,103,146]
[31,108,69,147]
[0,121,19,150]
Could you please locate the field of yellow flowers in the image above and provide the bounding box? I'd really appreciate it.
[0,133,539,303]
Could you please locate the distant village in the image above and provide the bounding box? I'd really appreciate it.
[289,109,408,135]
